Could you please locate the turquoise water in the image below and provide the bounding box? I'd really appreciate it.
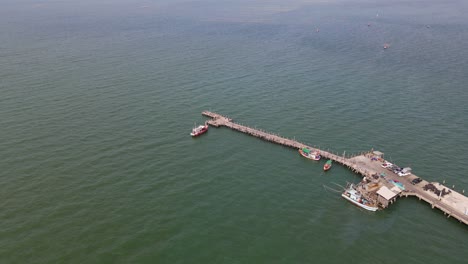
[1,0,467,263]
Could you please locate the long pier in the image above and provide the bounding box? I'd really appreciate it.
[201,111,468,225]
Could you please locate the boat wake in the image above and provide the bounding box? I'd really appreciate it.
[323,184,342,193]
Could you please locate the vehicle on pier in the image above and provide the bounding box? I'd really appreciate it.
[342,184,378,211]
[190,122,208,137]
[411,177,422,185]
[387,164,400,172]
[299,148,321,160]
[397,167,412,177]
[381,162,393,169]
[323,160,332,171]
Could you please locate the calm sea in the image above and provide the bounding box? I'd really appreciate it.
[1,0,467,263]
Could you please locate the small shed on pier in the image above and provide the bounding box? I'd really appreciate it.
[377,186,399,208]
[372,151,384,159]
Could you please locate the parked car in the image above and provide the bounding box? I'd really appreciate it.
[411,177,422,185]
[392,166,403,174]
[398,171,411,177]
[398,167,412,177]
[381,162,393,169]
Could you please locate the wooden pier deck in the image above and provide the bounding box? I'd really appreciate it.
[201,111,468,225]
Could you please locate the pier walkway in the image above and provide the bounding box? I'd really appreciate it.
[201,111,468,225]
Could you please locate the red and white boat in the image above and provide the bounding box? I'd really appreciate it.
[298,148,321,161]
[323,160,332,171]
[190,122,208,137]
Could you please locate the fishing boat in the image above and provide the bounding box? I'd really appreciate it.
[298,148,321,161]
[341,184,378,211]
[190,122,208,137]
[323,160,332,171]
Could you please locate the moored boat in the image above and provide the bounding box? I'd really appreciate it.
[298,148,321,161]
[341,184,378,211]
[323,160,332,171]
[190,122,208,137]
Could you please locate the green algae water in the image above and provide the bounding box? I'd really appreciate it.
[1,0,467,263]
